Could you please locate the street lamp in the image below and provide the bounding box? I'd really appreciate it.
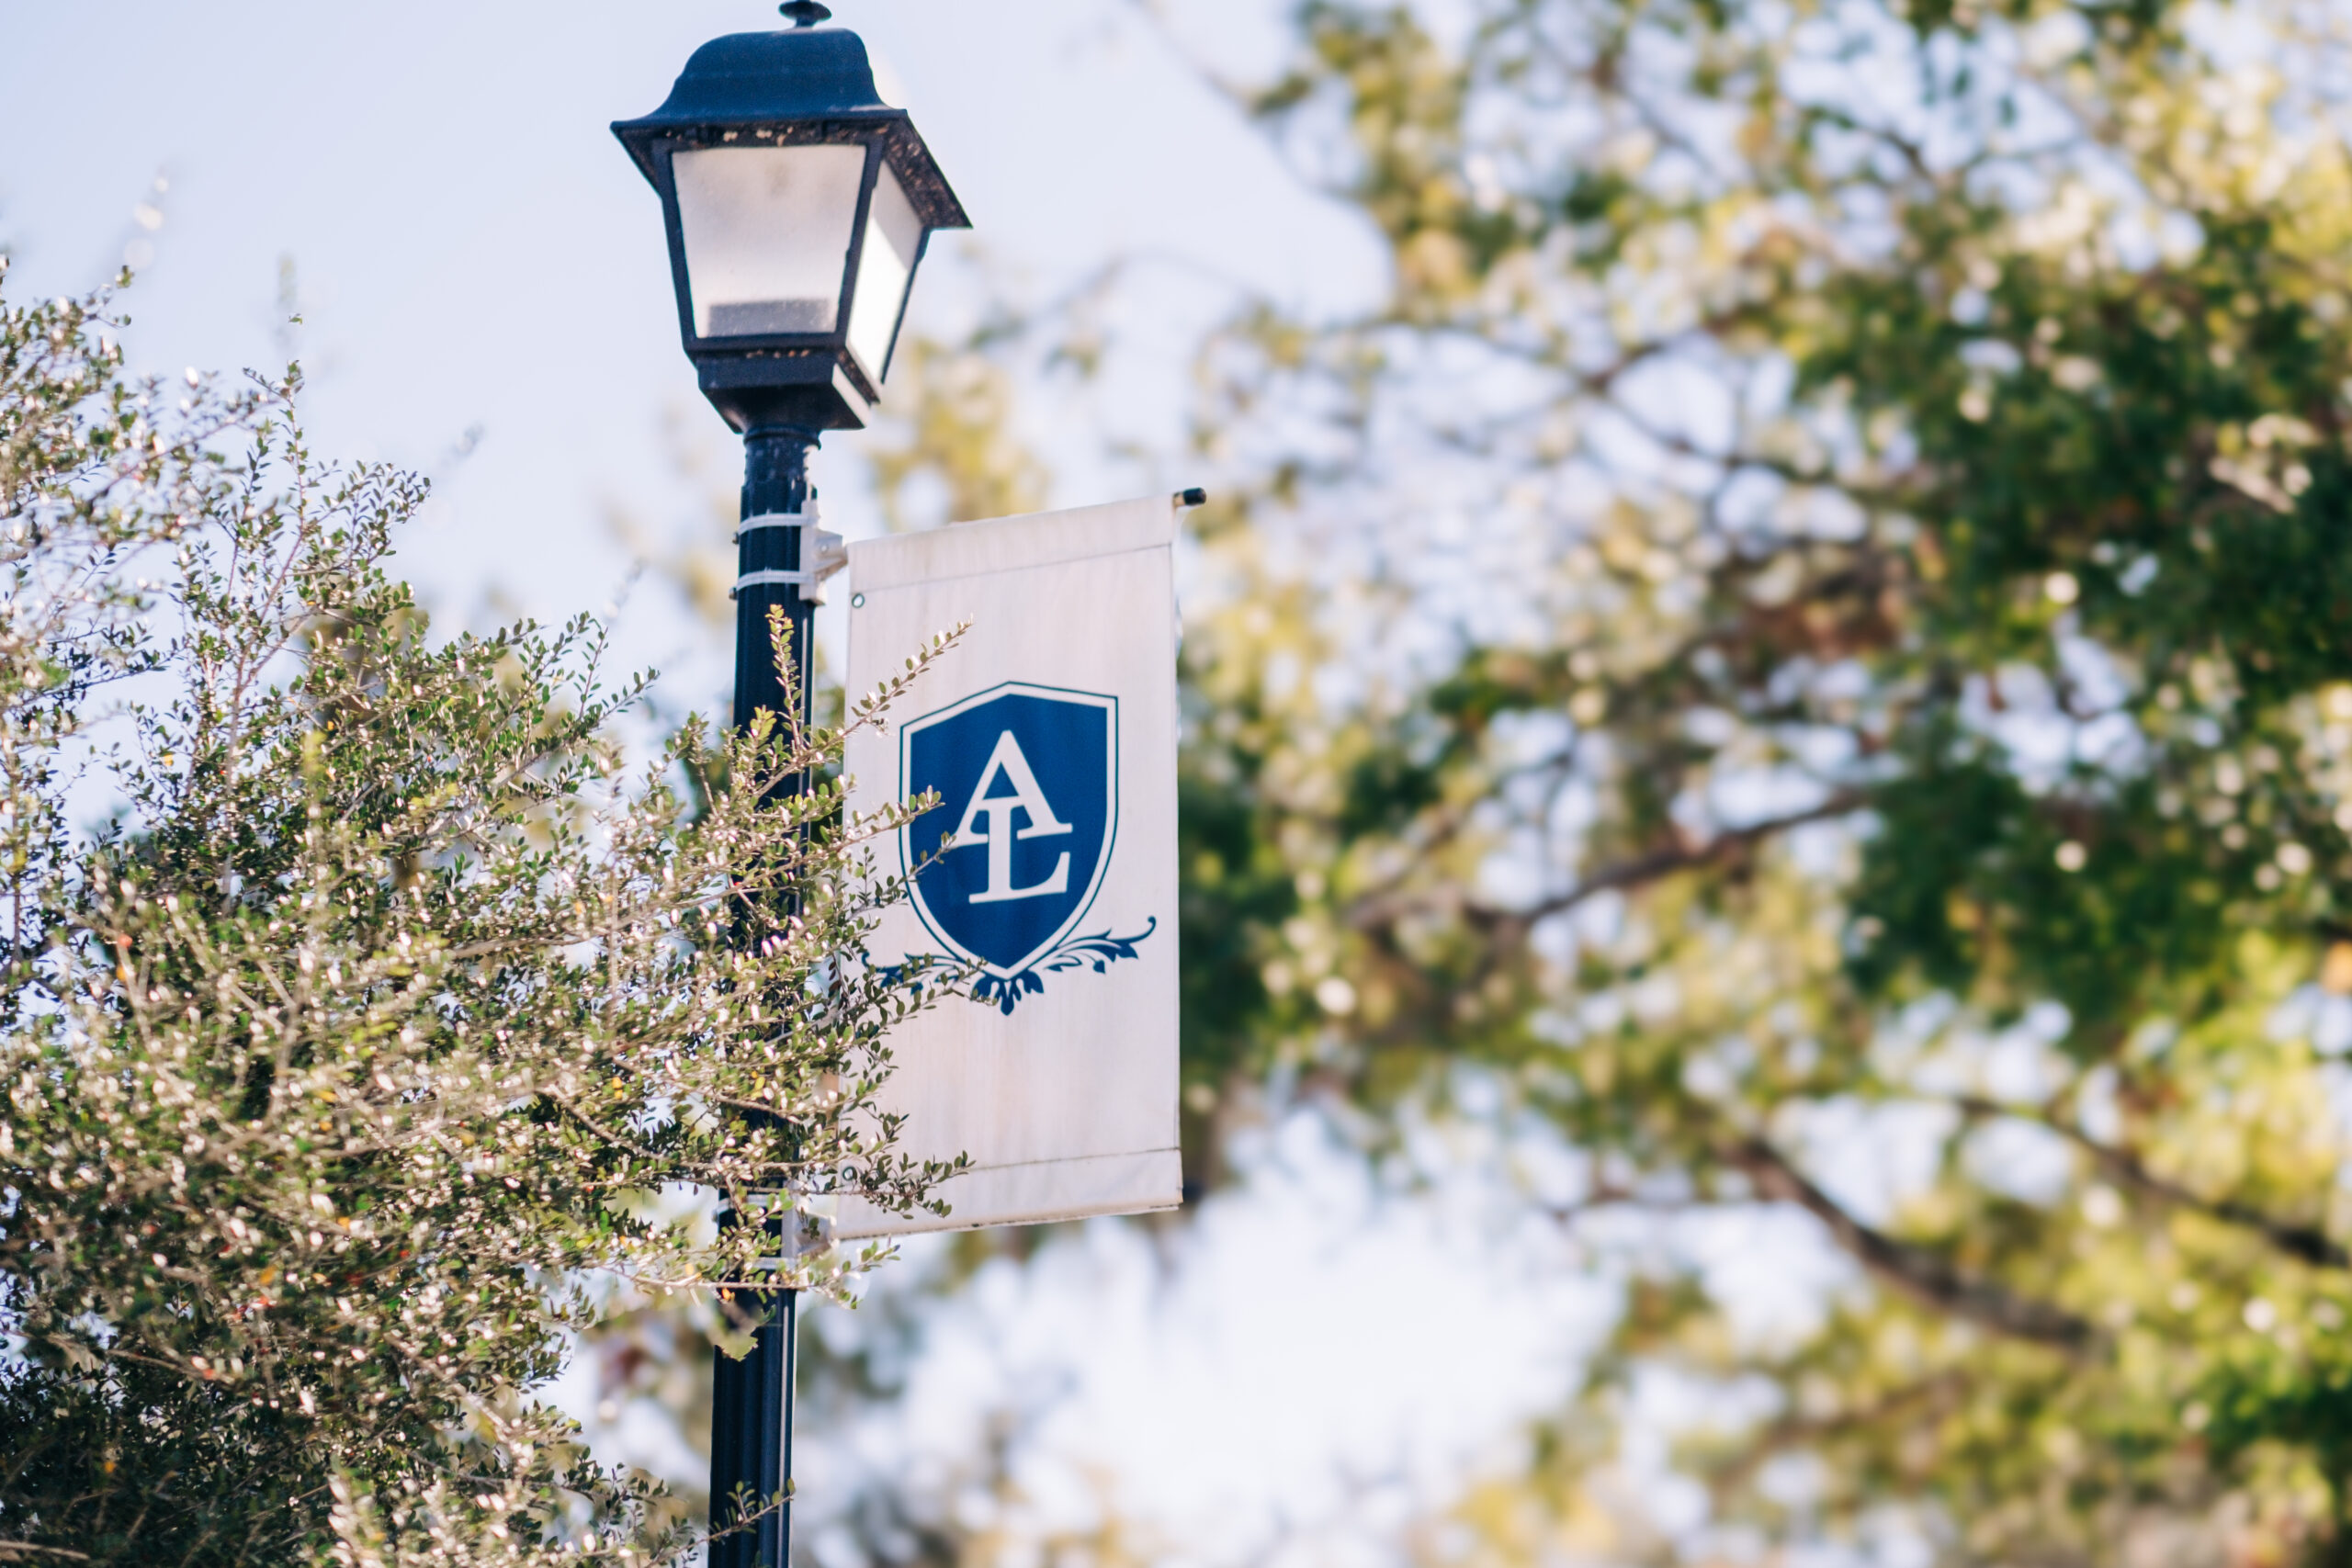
[613,0,969,436]
[615,6,968,1565]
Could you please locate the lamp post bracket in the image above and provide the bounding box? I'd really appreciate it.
[730,530,847,603]
[735,505,824,542]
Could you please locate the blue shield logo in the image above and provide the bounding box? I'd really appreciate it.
[900,682,1119,979]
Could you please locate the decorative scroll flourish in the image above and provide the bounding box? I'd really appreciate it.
[875,919,1158,1017]
[967,918,1159,1015]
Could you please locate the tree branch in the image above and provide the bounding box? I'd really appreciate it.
[1342,792,1866,956]
[1720,1134,2098,1351]
[1956,1096,2347,1269]
[1708,1369,1972,1495]
[1498,791,1874,929]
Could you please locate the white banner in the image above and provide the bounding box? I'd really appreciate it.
[835,497,1182,1237]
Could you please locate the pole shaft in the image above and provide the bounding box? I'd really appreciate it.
[733,427,820,735]
[710,424,820,1568]
[708,1284,797,1568]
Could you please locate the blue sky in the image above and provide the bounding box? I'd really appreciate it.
[0,0,1384,710]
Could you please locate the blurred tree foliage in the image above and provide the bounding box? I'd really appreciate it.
[865,341,1053,536]
[1130,0,2352,1559]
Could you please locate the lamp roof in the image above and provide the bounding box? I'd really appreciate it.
[613,28,970,231]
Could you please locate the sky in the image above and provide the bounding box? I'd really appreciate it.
[0,0,1385,710]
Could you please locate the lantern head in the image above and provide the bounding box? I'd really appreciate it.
[616,14,970,431]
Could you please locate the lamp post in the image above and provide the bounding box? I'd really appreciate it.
[615,7,968,1564]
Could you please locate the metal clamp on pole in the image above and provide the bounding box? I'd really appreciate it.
[803,529,849,599]
[730,513,850,605]
[730,568,820,595]
[734,502,821,543]
[723,1193,836,1280]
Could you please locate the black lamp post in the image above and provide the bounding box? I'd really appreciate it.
[614,6,968,1564]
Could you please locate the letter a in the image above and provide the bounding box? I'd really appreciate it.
[955,730,1074,904]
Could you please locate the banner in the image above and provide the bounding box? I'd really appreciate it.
[835,497,1182,1237]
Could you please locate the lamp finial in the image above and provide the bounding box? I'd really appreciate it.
[780,1,831,24]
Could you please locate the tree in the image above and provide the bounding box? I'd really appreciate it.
[1128,0,2352,1558]
[0,267,959,1565]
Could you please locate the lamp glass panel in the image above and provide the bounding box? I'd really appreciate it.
[673,143,866,338]
[844,161,923,379]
